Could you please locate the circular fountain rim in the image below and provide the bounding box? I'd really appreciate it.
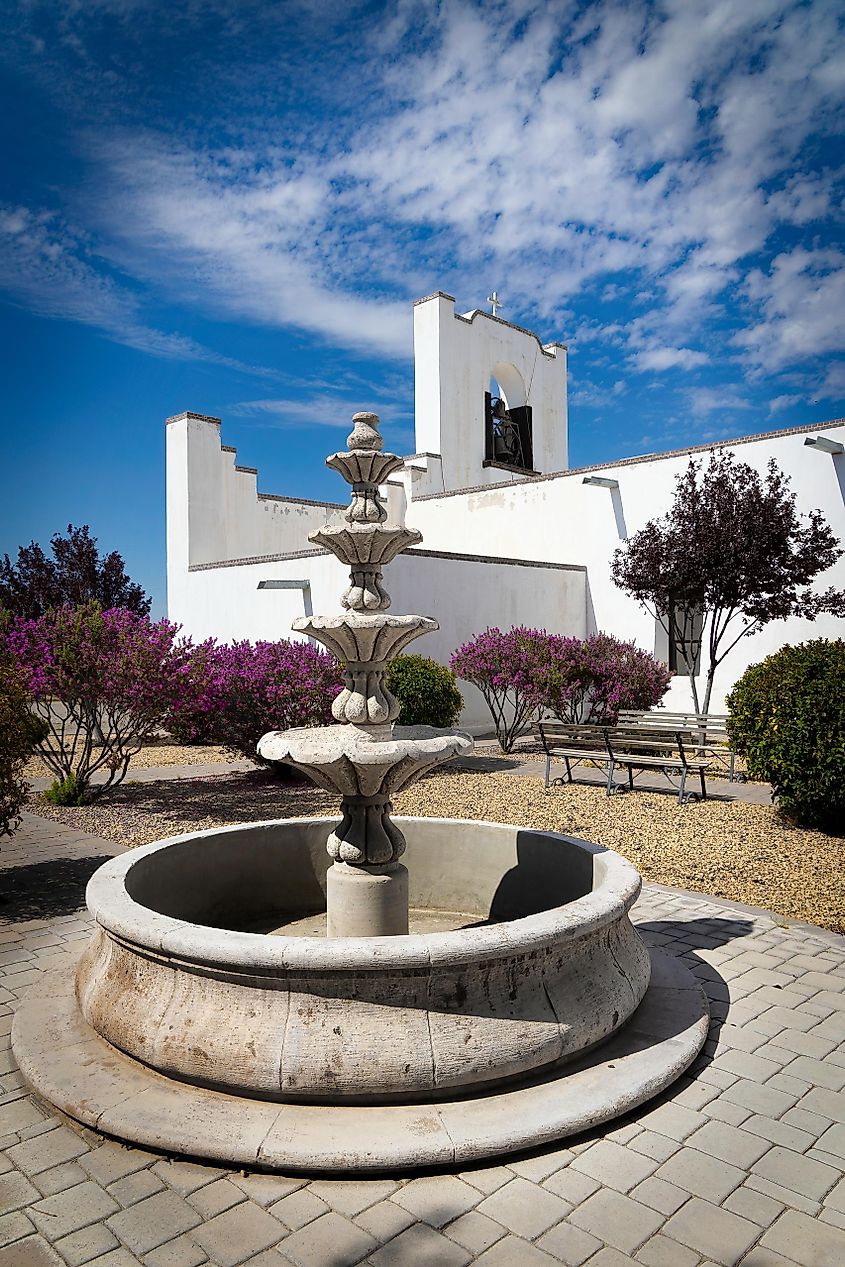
[86,815,642,972]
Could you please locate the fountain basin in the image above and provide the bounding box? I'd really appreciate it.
[76,817,651,1102]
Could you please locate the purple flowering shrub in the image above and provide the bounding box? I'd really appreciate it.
[450,627,553,752]
[165,638,342,764]
[3,603,194,802]
[451,627,670,751]
[533,633,671,725]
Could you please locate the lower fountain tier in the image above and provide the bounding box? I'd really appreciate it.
[257,725,473,799]
[71,818,654,1102]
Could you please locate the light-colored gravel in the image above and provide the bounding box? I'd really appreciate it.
[28,766,844,934]
[24,743,235,779]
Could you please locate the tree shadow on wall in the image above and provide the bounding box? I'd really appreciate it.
[0,856,114,923]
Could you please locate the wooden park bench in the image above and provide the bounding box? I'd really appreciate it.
[617,710,740,781]
[535,720,709,804]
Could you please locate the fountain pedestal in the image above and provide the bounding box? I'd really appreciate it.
[326,861,409,936]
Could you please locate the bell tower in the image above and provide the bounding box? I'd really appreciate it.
[410,291,568,496]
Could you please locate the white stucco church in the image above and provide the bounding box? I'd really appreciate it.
[166,291,845,731]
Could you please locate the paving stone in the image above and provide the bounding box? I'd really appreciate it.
[740,1249,802,1266]
[761,1208,845,1265]
[187,1178,246,1219]
[32,1163,88,1199]
[392,1175,480,1228]
[662,1197,758,1264]
[629,1174,690,1216]
[740,1112,815,1153]
[150,1162,223,1197]
[797,1087,845,1123]
[368,1221,472,1266]
[52,1221,119,1265]
[635,1233,700,1267]
[716,1050,783,1082]
[705,1098,753,1126]
[6,1127,88,1176]
[276,1210,375,1267]
[744,1172,821,1216]
[142,1234,208,1267]
[627,1132,680,1164]
[535,1220,601,1265]
[269,1189,329,1232]
[785,1055,845,1091]
[576,1249,638,1266]
[751,1144,841,1200]
[0,1213,34,1249]
[815,1121,845,1160]
[509,1149,574,1182]
[79,1145,156,1187]
[30,1180,120,1240]
[444,1210,506,1254]
[0,1235,64,1266]
[542,1167,599,1205]
[770,1028,838,1059]
[570,1140,657,1193]
[723,1184,785,1228]
[720,1078,797,1117]
[472,1236,560,1266]
[231,1175,306,1208]
[106,1191,203,1256]
[824,1176,845,1213]
[353,1199,414,1243]
[568,1190,663,1254]
[0,1099,46,1135]
[306,1180,396,1217]
[458,1166,513,1195]
[191,1202,285,1267]
[655,1145,745,1203]
[82,1250,143,1267]
[684,1120,771,1168]
[0,1174,39,1214]
[634,1101,707,1142]
[107,1168,164,1208]
[476,1176,568,1239]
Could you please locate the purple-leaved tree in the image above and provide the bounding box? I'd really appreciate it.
[610,451,845,715]
[0,524,151,619]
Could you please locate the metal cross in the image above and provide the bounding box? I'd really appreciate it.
[487,291,504,317]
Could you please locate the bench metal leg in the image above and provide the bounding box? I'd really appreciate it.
[678,768,687,804]
[700,768,707,800]
[606,758,616,796]
[544,754,551,789]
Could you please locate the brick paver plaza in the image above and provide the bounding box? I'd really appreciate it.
[1,811,844,1267]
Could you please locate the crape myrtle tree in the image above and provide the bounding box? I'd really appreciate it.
[610,451,845,716]
[0,524,151,618]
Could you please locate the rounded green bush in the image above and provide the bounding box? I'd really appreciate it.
[726,639,845,833]
[0,665,35,837]
[387,655,463,728]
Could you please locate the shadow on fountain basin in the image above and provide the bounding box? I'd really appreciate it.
[122,818,597,934]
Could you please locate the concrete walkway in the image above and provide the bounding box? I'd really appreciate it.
[0,812,843,1267]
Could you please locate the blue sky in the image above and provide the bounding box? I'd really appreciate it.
[2,0,843,616]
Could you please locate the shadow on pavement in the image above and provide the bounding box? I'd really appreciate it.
[0,856,114,922]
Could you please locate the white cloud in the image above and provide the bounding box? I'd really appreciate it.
[0,204,275,375]
[8,0,845,379]
[768,393,804,414]
[735,247,845,374]
[688,387,753,418]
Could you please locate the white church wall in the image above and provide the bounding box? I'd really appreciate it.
[170,546,586,732]
[404,423,845,713]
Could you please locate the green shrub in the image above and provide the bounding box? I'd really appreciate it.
[0,665,34,837]
[43,773,84,806]
[387,655,463,728]
[726,639,845,832]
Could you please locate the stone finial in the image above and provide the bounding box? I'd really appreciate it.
[347,412,383,451]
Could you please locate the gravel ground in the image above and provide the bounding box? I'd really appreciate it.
[29,765,844,934]
[24,743,235,779]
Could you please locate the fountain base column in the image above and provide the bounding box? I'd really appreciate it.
[326,862,409,937]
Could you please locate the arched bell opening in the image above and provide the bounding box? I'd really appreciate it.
[485,363,534,473]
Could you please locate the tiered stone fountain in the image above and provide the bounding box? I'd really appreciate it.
[258,411,472,939]
[13,413,709,1172]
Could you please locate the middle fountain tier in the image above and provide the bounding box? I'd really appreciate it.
[258,411,473,937]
